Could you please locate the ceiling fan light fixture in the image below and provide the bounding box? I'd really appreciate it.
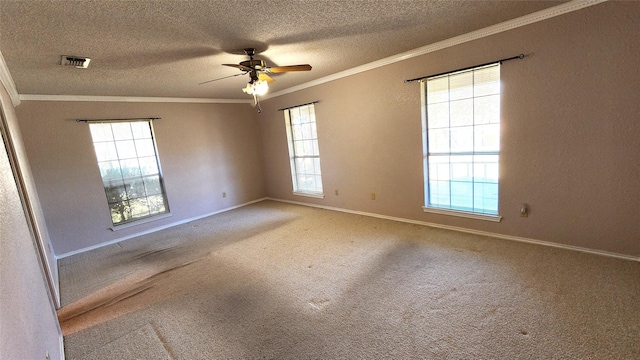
[242,79,268,96]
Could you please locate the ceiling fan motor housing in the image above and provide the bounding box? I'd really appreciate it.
[240,59,266,70]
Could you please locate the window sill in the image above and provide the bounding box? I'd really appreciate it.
[110,212,172,231]
[293,191,325,199]
[422,207,502,222]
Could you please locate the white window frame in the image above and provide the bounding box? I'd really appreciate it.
[88,120,170,228]
[284,104,324,198]
[421,63,502,222]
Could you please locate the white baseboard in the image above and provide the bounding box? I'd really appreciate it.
[59,332,65,360]
[56,196,638,262]
[265,197,639,263]
[56,198,267,259]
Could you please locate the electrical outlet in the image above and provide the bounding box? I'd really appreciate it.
[334,189,339,196]
[370,192,376,200]
[222,192,227,198]
[520,203,529,217]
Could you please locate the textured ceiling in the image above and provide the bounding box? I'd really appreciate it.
[0,0,565,100]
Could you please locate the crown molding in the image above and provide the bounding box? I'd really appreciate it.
[18,94,253,104]
[263,0,607,100]
[0,49,21,106]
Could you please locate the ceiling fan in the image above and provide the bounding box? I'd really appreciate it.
[200,48,312,111]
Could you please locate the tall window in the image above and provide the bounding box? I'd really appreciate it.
[89,120,169,226]
[422,63,500,217]
[284,104,324,197]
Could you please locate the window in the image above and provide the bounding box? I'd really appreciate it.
[89,120,169,226]
[422,63,500,218]
[284,104,324,197]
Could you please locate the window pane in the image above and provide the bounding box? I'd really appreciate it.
[125,178,146,200]
[450,99,473,127]
[303,140,313,155]
[143,175,162,196]
[475,154,499,183]
[474,66,500,96]
[474,124,500,152]
[105,183,127,203]
[428,128,449,153]
[427,77,449,104]
[299,106,311,123]
[148,194,167,213]
[111,123,133,140]
[89,124,113,142]
[131,122,152,139]
[450,126,473,153]
[303,158,314,173]
[93,142,118,162]
[297,174,311,191]
[449,72,473,100]
[474,182,498,214]
[130,197,150,219]
[301,123,312,139]
[135,139,156,157]
[474,94,500,124]
[98,160,122,182]
[314,175,323,192]
[451,155,472,181]
[294,158,305,174]
[292,125,302,140]
[429,180,450,208]
[115,140,137,160]
[290,108,301,125]
[427,103,449,129]
[138,156,159,175]
[428,155,450,181]
[451,180,473,210]
[110,201,130,224]
[119,158,141,178]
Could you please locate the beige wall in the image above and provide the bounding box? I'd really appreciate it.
[0,84,62,358]
[259,2,640,257]
[16,101,266,255]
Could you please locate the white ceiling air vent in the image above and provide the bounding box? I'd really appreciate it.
[60,55,91,69]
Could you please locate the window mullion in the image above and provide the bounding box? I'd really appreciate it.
[471,69,476,212]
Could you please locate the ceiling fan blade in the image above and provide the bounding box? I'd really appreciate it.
[223,63,253,72]
[199,72,247,85]
[258,73,275,83]
[265,64,312,73]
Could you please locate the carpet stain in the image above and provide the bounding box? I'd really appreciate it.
[308,298,331,310]
[133,246,183,260]
[57,259,199,335]
[150,323,177,359]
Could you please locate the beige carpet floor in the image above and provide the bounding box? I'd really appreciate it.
[58,200,639,359]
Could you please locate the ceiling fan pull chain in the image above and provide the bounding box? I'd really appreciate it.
[255,95,262,113]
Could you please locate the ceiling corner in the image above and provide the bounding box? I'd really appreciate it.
[0,49,21,106]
